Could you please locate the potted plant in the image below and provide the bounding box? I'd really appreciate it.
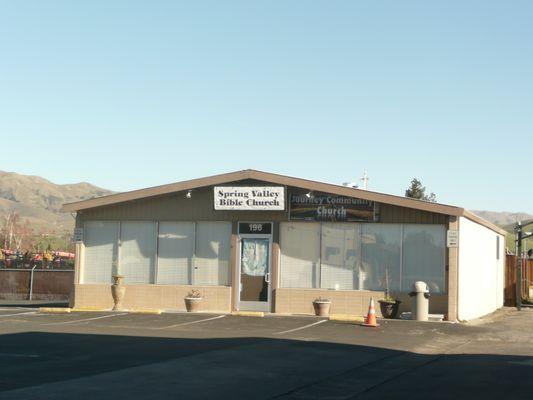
[184,289,202,312]
[378,268,401,319]
[111,274,126,311]
[312,297,331,317]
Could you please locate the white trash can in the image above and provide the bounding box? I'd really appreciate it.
[408,281,430,321]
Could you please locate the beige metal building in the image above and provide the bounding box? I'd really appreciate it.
[63,170,507,321]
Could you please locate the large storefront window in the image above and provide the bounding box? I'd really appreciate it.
[320,223,360,290]
[280,222,445,293]
[119,222,157,284]
[361,224,402,292]
[83,220,231,286]
[83,221,119,284]
[194,222,232,286]
[280,222,320,288]
[157,222,195,285]
[402,225,446,293]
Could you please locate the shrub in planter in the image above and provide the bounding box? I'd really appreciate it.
[184,289,202,312]
[378,267,401,319]
[378,297,401,319]
[312,297,331,317]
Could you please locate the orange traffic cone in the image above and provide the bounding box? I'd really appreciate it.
[362,297,379,327]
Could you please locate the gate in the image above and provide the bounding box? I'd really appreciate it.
[504,254,533,306]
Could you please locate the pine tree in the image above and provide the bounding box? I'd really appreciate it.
[405,178,437,202]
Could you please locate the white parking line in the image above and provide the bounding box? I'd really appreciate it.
[43,313,127,326]
[0,311,37,318]
[273,319,327,335]
[0,353,40,358]
[155,314,226,330]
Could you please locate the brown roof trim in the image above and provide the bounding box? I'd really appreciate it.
[62,169,505,235]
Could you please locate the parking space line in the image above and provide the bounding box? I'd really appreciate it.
[154,314,226,330]
[273,319,327,335]
[0,311,37,318]
[0,353,40,358]
[43,313,127,326]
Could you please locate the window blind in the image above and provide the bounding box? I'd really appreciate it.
[119,221,157,284]
[280,222,320,288]
[157,222,195,285]
[402,224,445,293]
[361,224,402,291]
[320,223,360,290]
[83,221,118,284]
[194,222,231,286]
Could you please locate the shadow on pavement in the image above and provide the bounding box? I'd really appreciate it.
[0,331,531,399]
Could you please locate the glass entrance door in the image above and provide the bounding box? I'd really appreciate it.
[238,237,271,312]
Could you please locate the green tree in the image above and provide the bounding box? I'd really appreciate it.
[405,178,436,202]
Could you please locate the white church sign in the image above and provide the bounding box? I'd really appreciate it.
[214,186,285,210]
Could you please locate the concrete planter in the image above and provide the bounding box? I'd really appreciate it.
[312,300,331,317]
[185,297,202,312]
[111,275,126,311]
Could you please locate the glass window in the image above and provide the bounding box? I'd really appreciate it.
[361,224,401,292]
[320,223,360,290]
[194,222,231,286]
[157,222,195,285]
[280,222,320,288]
[83,221,118,284]
[402,225,446,293]
[119,222,157,284]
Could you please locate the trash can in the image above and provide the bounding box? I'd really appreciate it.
[408,281,430,321]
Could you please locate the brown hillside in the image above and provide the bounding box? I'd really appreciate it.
[0,171,114,233]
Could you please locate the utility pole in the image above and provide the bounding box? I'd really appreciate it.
[515,220,533,311]
[360,170,369,190]
[516,222,523,311]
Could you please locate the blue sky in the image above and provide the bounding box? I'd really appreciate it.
[1,1,532,213]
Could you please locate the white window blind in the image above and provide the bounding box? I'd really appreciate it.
[402,225,445,293]
[280,222,320,288]
[83,221,118,284]
[361,224,402,291]
[320,223,360,290]
[119,222,157,284]
[194,222,231,286]
[157,222,195,285]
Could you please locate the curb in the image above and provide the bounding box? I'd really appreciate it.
[71,307,110,312]
[231,311,264,317]
[329,314,364,323]
[39,307,71,313]
[128,309,162,315]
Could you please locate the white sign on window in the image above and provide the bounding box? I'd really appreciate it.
[73,228,84,243]
[214,186,285,210]
[447,230,459,248]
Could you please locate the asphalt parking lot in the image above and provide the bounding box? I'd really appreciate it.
[0,307,533,399]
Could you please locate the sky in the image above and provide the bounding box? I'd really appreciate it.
[1,1,532,213]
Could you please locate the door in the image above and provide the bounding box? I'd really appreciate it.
[238,233,272,312]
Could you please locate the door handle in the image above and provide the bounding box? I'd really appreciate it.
[264,272,270,283]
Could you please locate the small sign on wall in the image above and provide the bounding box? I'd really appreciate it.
[73,228,83,243]
[214,186,285,210]
[447,230,459,248]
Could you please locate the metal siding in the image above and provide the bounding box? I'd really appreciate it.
[78,184,447,226]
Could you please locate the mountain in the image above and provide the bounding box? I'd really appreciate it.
[470,210,533,231]
[0,171,114,233]
[2,170,530,236]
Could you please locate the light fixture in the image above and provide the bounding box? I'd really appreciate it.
[305,191,313,198]
[186,190,192,199]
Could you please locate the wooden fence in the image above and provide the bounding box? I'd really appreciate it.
[504,254,533,306]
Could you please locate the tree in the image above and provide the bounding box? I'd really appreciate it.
[405,178,437,202]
